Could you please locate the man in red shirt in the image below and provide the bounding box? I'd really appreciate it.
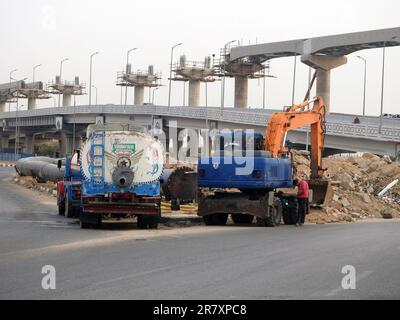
[294,179,309,226]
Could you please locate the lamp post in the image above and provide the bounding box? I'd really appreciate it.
[92,85,98,105]
[89,51,99,106]
[221,40,236,112]
[152,87,159,104]
[14,103,24,161]
[357,56,367,118]
[379,36,397,134]
[291,54,298,105]
[9,69,17,112]
[33,64,42,83]
[125,48,137,106]
[59,58,70,107]
[168,42,183,110]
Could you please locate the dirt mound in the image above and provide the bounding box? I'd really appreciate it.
[292,150,400,223]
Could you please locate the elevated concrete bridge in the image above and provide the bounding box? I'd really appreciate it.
[0,105,399,158]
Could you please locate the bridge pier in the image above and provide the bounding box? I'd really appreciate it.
[188,80,201,107]
[0,102,6,113]
[0,135,9,149]
[27,98,36,110]
[301,55,347,113]
[24,134,35,154]
[63,94,72,107]
[234,76,248,108]
[134,86,144,105]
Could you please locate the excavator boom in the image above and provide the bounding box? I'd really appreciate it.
[265,96,332,206]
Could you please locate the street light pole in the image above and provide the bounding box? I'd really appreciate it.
[125,48,137,106]
[152,87,159,104]
[221,40,236,113]
[379,37,397,133]
[33,64,42,83]
[92,85,98,105]
[89,51,99,106]
[357,56,367,118]
[168,43,183,110]
[291,54,297,105]
[379,44,387,134]
[9,69,17,112]
[59,58,70,107]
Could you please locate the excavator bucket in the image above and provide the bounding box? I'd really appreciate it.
[307,179,333,207]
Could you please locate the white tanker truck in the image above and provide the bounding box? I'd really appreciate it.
[75,124,164,229]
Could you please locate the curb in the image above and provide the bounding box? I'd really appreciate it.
[0,164,15,168]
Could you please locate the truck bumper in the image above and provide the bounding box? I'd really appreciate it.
[82,196,161,216]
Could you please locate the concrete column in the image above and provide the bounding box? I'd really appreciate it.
[301,54,347,113]
[0,102,6,113]
[27,98,36,110]
[188,80,201,107]
[234,76,248,108]
[24,134,35,154]
[63,94,72,107]
[134,86,145,105]
[0,135,9,149]
[59,131,73,157]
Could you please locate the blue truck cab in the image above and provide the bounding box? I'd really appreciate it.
[57,153,82,218]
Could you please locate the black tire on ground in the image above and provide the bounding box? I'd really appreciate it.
[58,203,65,216]
[80,220,90,229]
[258,199,283,227]
[137,215,160,229]
[231,214,254,224]
[65,197,75,218]
[282,197,298,225]
[203,213,228,226]
[171,199,181,211]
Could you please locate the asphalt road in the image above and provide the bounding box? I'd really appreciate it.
[0,167,400,300]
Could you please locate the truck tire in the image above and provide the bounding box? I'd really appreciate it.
[257,199,282,227]
[203,213,228,226]
[65,197,74,218]
[137,215,159,229]
[171,199,181,211]
[282,197,298,225]
[80,221,90,229]
[231,214,254,224]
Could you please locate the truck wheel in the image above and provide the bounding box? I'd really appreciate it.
[65,197,74,218]
[231,214,254,224]
[259,199,282,227]
[58,203,65,216]
[171,199,181,211]
[80,221,90,229]
[137,215,159,229]
[203,213,228,226]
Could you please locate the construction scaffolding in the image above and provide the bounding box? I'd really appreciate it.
[117,65,161,105]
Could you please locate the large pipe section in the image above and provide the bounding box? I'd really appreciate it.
[15,157,66,182]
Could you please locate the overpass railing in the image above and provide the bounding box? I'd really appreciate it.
[1,105,400,142]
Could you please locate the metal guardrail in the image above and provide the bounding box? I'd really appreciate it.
[1,105,400,142]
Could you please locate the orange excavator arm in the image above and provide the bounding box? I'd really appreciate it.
[265,96,326,179]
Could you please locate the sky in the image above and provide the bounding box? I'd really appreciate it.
[0,0,399,116]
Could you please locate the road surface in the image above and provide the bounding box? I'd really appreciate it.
[0,167,399,300]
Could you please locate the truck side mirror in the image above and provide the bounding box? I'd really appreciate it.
[57,160,62,169]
